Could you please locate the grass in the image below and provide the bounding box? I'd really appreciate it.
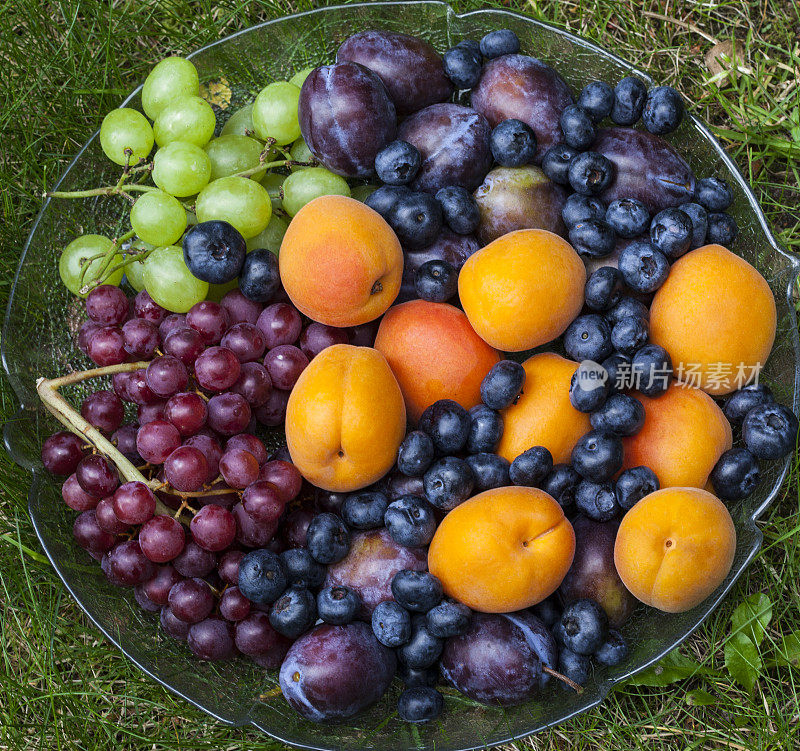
[1,0,799,748]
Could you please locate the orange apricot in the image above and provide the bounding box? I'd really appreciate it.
[614,487,736,613]
[279,195,403,327]
[285,344,405,492]
[428,486,575,613]
[650,244,776,395]
[374,300,500,423]
[622,382,732,489]
[496,352,591,464]
[458,228,586,351]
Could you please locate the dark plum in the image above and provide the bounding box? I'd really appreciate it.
[509,446,554,487]
[399,230,479,303]
[724,383,774,425]
[571,430,623,483]
[490,119,538,167]
[554,599,609,655]
[694,176,733,212]
[465,453,510,490]
[610,76,647,126]
[642,86,684,135]
[317,586,360,625]
[397,687,443,723]
[423,456,474,511]
[710,448,761,501]
[183,221,246,284]
[706,212,738,245]
[466,404,503,454]
[397,431,435,477]
[541,143,578,186]
[443,45,482,90]
[269,587,317,639]
[435,186,480,236]
[615,465,659,510]
[418,399,470,454]
[383,495,437,548]
[577,81,614,123]
[372,600,412,647]
[374,140,421,185]
[341,491,389,531]
[542,463,581,506]
[584,266,624,312]
[388,191,442,250]
[480,29,520,58]
[574,481,619,522]
[742,401,798,460]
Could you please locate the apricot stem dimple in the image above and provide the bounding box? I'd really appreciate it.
[370,280,383,295]
[665,538,674,549]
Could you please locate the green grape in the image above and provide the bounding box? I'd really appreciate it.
[282,167,351,217]
[252,82,301,145]
[246,214,289,254]
[123,243,151,292]
[143,245,208,313]
[261,172,285,210]
[153,95,216,147]
[152,141,211,197]
[289,138,316,169]
[289,67,314,89]
[59,235,124,297]
[206,278,239,302]
[350,184,379,203]
[205,135,264,181]
[195,176,272,239]
[99,108,154,166]
[142,57,200,120]
[130,190,187,246]
[220,103,256,137]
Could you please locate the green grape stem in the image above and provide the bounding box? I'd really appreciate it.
[36,364,193,521]
[46,160,154,201]
[78,229,137,294]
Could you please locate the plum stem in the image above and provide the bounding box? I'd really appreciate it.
[543,666,583,693]
[259,686,283,700]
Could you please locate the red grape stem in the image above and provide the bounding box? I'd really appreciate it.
[542,666,583,693]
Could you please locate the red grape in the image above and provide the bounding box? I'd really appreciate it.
[207,393,251,436]
[234,612,292,665]
[112,425,142,462]
[164,445,210,491]
[348,320,380,347]
[62,473,100,511]
[111,372,132,404]
[127,369,159,405]
[73,509,116,554]
[219,586,251,622]
[139,514,186,562]
[218,549,245,585]
[242,480,285,524]
[191,504,237,552]
[80,390,124,434]
[221,323,266,363]
[159,313,188,340]
[219,448,259,489]
[161,606,191,639]
[226,433,267,465]
[134,290,167,323]
[256,303,302,349]
[188,617,236,660]
[136,419,181,463]
[86,284,129,325]
[231,362,272,407]
[112,480,156,524]
[258,460,303,504]
[187,301,229,344]
[95,496,129,534]
[263,345,308,390]
[281,506,315,549]
[137,400,167,425]
[41,431,85,475]
[173,540,217,577]
[221,289,263,325]
[183,433,223,478]
[299,323,349,359]
[142,565,183,605]
[134,584,162,612]
[122,318,159,359]
[145,355,188,397]
[164,327,205,365]
[164,392,208,436]
[107,540,156,586]
[76,454,119,498]
[194,346,241,392]
[254,388,290,426]
[196,479,238,508]
[87,325,127,366]
[232,502,278,548]
[78,320,102,355]
[168,577,215,623]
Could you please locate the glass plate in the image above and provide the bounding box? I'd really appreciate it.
[3,3,799,749]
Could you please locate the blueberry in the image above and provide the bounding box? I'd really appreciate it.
[419,399,470,454]
[679,202,709,249]
[397,687,443,723]
[397,615,444,669]
[601,353,632,395]
[531,595,561,628]
[590,393,645,436]
[389,191,443,250]
[375,140,421,185]
[742,403,798,460]
[558,648,590,685]
[569,151,615,195]
[594,628,629,666]
[466,404,504,454]
[542,143,579,186]
[341,491,389,530]
[560,105,596,150]
[397,663,439,688]
[611,76,647,126]
[724,383,774,425]
[541,463,581,506]
[615,465,659,510]
[479,29,520,58]
[316,586,360,625]
[443,45,482,89]
[569,361,610,413]
[305,512,350,564]
[456,39,482,58]
[577,81,614,123]
[423,457,474,511]
[710,447,761,501]
[706,212,738,246]
[509,446,554,487]
[563,314,613,362]
[415,259,458,303]
[650,208,692,258]
[575,480,620,521]
[397,431,435,477]
[618,240,670,293]
[465,452,510,490]
[490,118,537,167]
[372,600,412,647]
[384,495,437,548]
[555,598,609,655]
[642,86,684,135]
[610,316,649,356]
[183,220,246,284]
[631,343,672,397]
[562,193,606,228]
[585,267,624,311]
[695,176,733,212]
[269,587,317,639]
[605,296,649,327]
[279,548,326,589]
[435,186,480,235]
[569,219,616,258]
[481,360,526,410]
[238,549,288,605]
[571,430,623,482]
[392,570,444,613]
[426,601,472,638]
[365,184,412,220]
[238,248,280,303]
[605,198,650,238]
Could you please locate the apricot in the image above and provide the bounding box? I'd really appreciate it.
[614,487,736,613]
[458,229,586,352]
[496,353,591,464]
[374,300,500,422]
[622,382,732,488]
[428,486,575,613]
[285,344,406,492]
[650,244,776,395]
[279,195,403,327]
